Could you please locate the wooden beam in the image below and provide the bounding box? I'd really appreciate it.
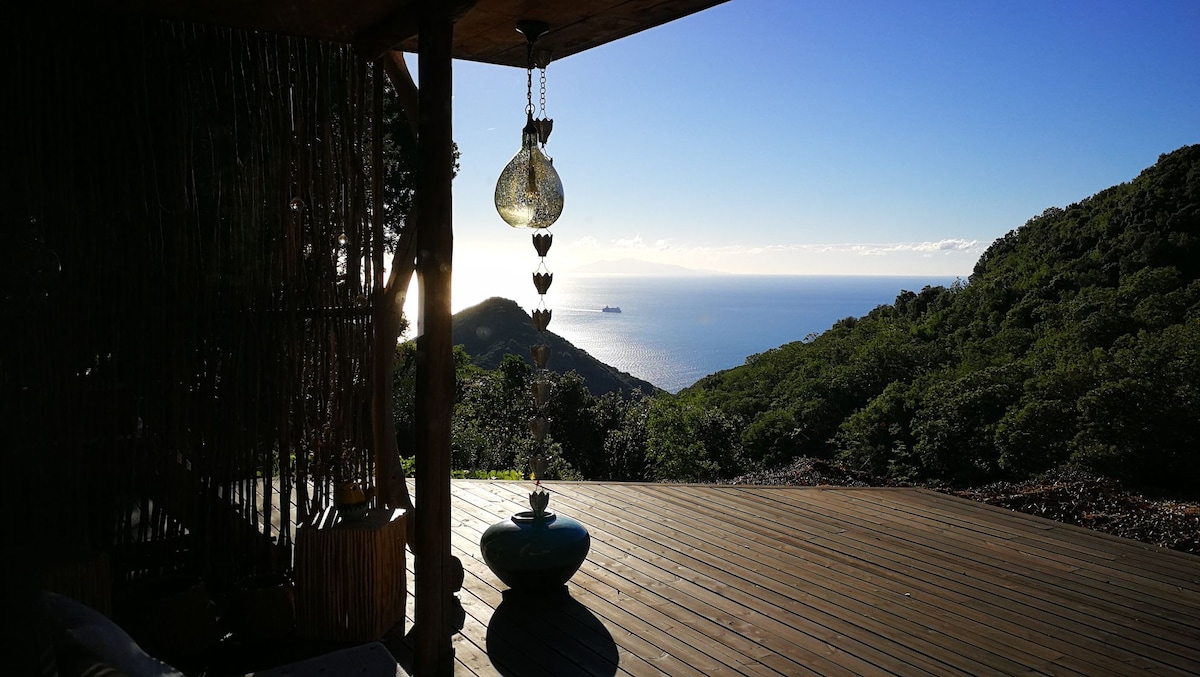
[355,0,478,61]
[353,0,420,60]
[413,0,456,673]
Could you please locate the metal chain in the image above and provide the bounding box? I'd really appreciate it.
[539,67,547,118]
[525,65,534,116]
[524,36,536,116]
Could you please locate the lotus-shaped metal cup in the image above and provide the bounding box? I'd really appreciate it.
[531,343,551,368]
[532,232,553,257]
[529,416,548,442]
[533,380,551,407]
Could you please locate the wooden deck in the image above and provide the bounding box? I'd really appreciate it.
[397,481,1200,676]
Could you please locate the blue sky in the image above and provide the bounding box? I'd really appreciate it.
[409,0,1200,310]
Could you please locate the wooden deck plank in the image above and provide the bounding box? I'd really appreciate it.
[794,488,1200,626]
[552,482,1030,676]
[679,484,1195,671]
[850,488,1200,589]
[741,486,1200,669]
[918,490,1200,587]
[591,483,1126,677]
[396,481,1199,676]
[826,489,1200,627]
[594,482,1130,677]
[735,486,1200,675]
[716,486,1198,675]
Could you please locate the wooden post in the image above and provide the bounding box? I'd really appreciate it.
[414,1,455,674]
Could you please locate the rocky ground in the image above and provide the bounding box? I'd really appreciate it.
[728,458,1199,555]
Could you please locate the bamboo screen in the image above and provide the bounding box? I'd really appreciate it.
[6,9,395,587]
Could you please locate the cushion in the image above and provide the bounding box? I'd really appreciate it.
[40,592,183,677]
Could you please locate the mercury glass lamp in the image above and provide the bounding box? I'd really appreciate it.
[494,116,564,229]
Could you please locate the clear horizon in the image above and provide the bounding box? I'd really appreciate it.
[405,264,965,323]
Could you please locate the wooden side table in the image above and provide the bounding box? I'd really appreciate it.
[294,506,407,642]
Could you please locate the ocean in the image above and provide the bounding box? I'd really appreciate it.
[540,275,961,393]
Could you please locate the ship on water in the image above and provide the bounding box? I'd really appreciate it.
[602,305,622,313]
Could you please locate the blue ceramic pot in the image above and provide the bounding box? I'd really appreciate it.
[479,511,591,590]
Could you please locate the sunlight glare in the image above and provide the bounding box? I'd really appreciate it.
[398,245,543,336]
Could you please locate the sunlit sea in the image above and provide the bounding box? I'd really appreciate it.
[536,275,960,393]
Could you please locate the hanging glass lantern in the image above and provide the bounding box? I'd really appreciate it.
[495,21,563,230]
[495,119,563,229]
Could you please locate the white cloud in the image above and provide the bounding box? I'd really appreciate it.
[752,239,980,256]
[568,236,600,249]
[553,235,983,276]
[908,239,979,252]
[851,245,885,256]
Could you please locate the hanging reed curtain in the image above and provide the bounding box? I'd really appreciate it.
[6,8,390,587]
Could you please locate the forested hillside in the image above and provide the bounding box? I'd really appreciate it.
[683,144,1200,489]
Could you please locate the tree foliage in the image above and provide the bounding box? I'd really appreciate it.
[393,343,655,481]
